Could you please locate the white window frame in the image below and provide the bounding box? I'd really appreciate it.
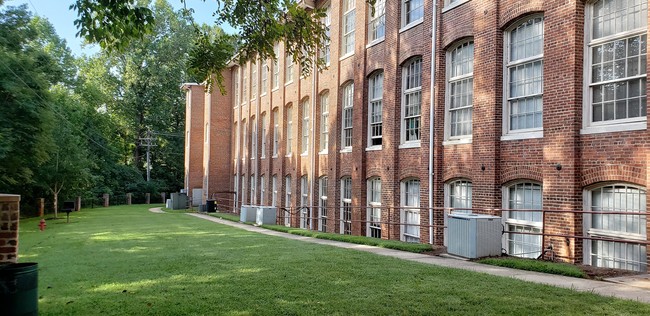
[401,58,422,146]
[241,176,247,205]
[273,43,280,90]
[251,61,258,100]
[582,0,648,134]
[286,106,293,156]
[300,176,309,229]
[242,63,248,104]
[502,16,545,140]
[367,177,382,238]
[320,4,331,66]
[250,175,256,205]
[260,175,266,205]
[341,0,356,57]
[285,53,294,84]
[401,0,424,30]
[320,92,329,153]
[368,71,383,149]
[367,0,385,45]
[444,41,474,144]
[583,184,647,272]
[284,176,292,226]
[302,99,310,155]
[242,120,247,160]
[340,176,352,235]
[443,179,472,246]
[273,109,279,157]
[233,67,240,107]
[502,182,544,259]
[341,83,354,151]
[261,59,268,96]
[442,0,470,13]
[250,117,257,160]
[401,179,420,243]
[271,175,278,207]
[318,176,328,232]
[261,114,267,158]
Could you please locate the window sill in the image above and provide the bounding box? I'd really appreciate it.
[261,156,266,160]
[580,122,647,135]
[366,145,382,151]
[587,228,647,241]
[284,81,294,86]
[399,19,424,34]
[272,155,278,159]
[443,138,472,146]
[285,154,293,158]
[339,53,354,62]
[366,38,385,49]
[318,150,328,155]
[272,87,279,92]
[339,148,352,153]
[398,142,421,149]
[501,130,543,141]
[260,92,267,97]
[300,152,308,157]
[442,0,471,13]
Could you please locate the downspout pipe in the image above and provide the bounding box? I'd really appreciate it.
[428,2,438,245]
[235,67,242,212]
[309,56,317,231]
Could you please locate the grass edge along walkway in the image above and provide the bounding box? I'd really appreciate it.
[188,213,650,304]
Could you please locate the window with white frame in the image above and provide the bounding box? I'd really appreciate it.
[284,176,292,226]
[506,17,544,134]
[251,117,257,159]
[369,71,383,147]
[234,175,239,204]
[250,175,256,205]
[586,184,647,272]
[286,106,293,155]
[260,175,266,205]
[300,176,309,229]
[447,179,472,213]
[273,109,279,156]
[271,175,278,207]
[273,43,280,89]
[234,68,240,106]
[342,82,354,149]
[320,5,331,65]
[402,179,420,243]
[402,58,422,143]
[285,53,294,84]
[241,175,247,204]
[367,177,381,238]
[261,114,267,158]
[262,60,268,95]
[204,123,209,143]
[342,0,355,56]
[447,41,474,140]
[302,100,310,154]
[251,61,257,100]
[368,0,385,43]
[504,182,543,259]
[320,92,329,152]
[586,1,647,131]
[340,176,352,234]
[402,0,424,27]
[242,120,247,159]
[242,64,248,104]
[319,176,328,232]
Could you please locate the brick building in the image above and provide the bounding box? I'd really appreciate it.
[184,0,649,272]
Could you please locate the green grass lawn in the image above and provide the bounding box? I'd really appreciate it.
[18,205,650,315]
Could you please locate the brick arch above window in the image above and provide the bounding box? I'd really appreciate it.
[443,168,473,183]
[398,54,423,68]
[441,29,473,50]
[366,68,384,79]
[499,8,545,29]
[581,165,646,188]
[501,165,544,185]
[318,89,330,96]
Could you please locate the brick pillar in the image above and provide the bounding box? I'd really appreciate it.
[103,194,110,207]
[126,193,132,205]
[0,194,20,263]
[145,193,151,204]
[75,196,81,211]
[38,198,44,218]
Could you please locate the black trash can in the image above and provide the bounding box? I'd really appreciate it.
[206,199,217,213]
[0,262,38,316]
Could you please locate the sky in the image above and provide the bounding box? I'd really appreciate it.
[6,0,235,56]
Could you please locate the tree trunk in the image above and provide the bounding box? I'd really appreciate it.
[53,192,58,219]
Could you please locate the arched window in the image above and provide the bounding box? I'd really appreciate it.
[401,179,420,242]
[341,83,354,149]
[446,41,474,142]
[402,57,422,144]
[504,182,543,258]
[318,176,328,232]
[300,176,309,229]
[367,177,382,238]
[368,71,384,147]
[340,176,352,234]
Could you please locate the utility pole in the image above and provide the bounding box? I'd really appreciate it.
[139,129,156,182]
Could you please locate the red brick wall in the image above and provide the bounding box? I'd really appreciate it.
[183,84,205,196]
[0,194,20,263]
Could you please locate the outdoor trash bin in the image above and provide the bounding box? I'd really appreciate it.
[206,199,217,213]
[0,262,38,316]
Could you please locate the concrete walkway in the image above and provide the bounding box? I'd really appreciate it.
[187,213,650,304]
[148,207,165,213]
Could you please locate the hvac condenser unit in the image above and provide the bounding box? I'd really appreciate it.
[447,213,503,259]
[240,205,257,223]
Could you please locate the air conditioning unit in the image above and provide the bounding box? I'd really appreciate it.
[447,213,503,259]
[240,205,257,222]
[256,207,277,225]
